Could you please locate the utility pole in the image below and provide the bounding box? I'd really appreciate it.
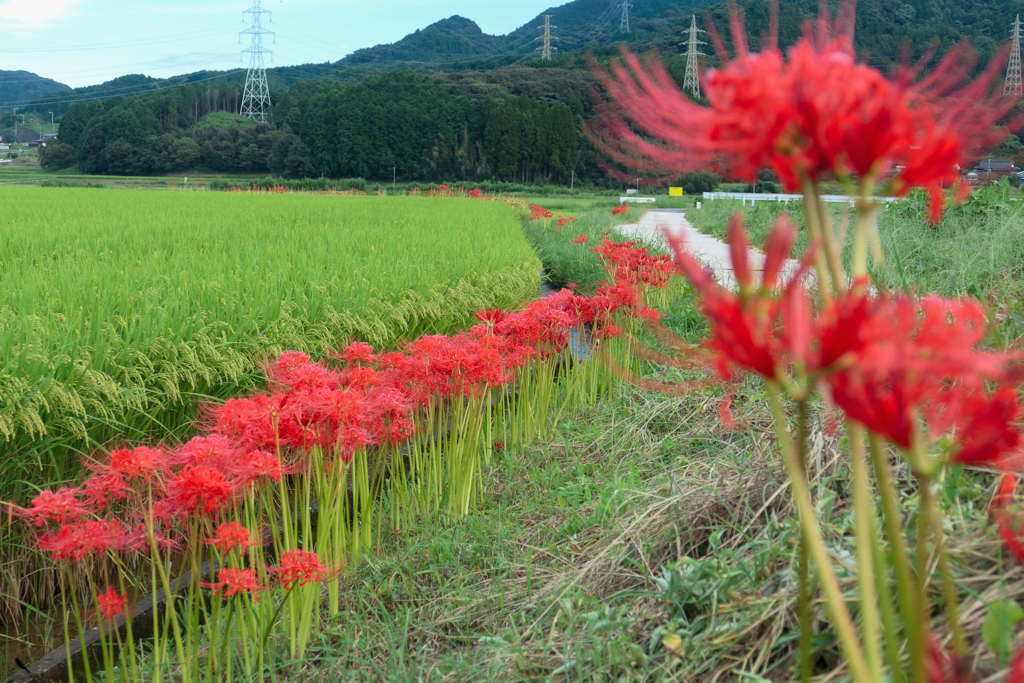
[12,108,17,139]
[240,0,274,122]
[539,15,557,60]
[1006,14,1022,97]
[619,0,632,33]
[48,111,54,134]
[681,16,706,99]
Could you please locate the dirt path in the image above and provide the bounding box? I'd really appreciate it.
[616,209,808,290]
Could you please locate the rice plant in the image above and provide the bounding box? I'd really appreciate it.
[0,188,540,618]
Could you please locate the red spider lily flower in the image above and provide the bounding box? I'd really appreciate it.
[165,465,236,517]
[377,351,407,370]
[202,567,264,601]
[211,393,295,452]
[825,293,1014,449]
[96,587,128,622]
[528,204,553,220]
[82,473,130,511]
[38,519,129,562]
[474,308,506,326]
[572,234,589,244]
[347,365,378,389]
[239,450,288,484]
[664,214,814,380]
[172,435,239,472]
[268,550,336,589]
[611,205,629,215]
[206,521,255,554]
[890,42,1019,219]
[639,308,661,324]
[18,488,91,527]
[591,0,1018,221]
[993,474,1024,564]
[126,522,184,555]
[271,351,311,382]
[1009,644,1024,683]
[341,341,376,367]
[923,632,971,683]
[995,473,1019,510]
[494,441,505,452]
[101,446,167,482]
[946,387,1023,468]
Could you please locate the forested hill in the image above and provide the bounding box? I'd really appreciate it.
[0,71,69,106]
[27,0,1024,183]
[17,0,1023,115]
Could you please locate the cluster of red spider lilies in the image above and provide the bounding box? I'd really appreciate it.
[10,231,676,681]
[590,0,1024,678]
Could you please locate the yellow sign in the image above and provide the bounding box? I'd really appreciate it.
[669,187,683,196]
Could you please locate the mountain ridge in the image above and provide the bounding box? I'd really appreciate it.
[15,0,1024,115]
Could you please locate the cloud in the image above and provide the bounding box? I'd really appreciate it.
[0,0,79,27]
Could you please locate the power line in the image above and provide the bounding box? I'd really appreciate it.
[0,24,243,54]
[1006,14,1022,96]
[2,70,249,111]
[240,0,273,121]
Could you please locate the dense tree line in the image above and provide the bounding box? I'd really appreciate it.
[46,71,587,183]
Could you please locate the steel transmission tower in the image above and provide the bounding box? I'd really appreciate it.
[681,15,705,99]
[619,0,632,33]
[1006,14,1022,97]
[539,15,558,60]
[240,0,274,122]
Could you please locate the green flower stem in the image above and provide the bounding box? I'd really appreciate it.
[766,382,871,683]
[868,433,925,683]
[812,179,848,293]
[848,422,883,680]
[920,471,966,656]
[871,504,904,683]
[795,400,813,683]
[799,178,835,302]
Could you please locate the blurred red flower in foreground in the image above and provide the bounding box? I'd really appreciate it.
[665,214,1021,459]
[591,0,1018,220]
[665,213,813,380]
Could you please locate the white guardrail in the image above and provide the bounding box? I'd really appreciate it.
[619,196,657,203]
[702,191,900,205]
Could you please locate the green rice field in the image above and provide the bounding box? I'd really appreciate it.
[0,189,540,490]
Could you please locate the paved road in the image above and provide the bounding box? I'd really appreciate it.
[616,209,808,291]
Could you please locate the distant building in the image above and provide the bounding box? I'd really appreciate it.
[0,144,10,151]
[15,130,36,144]
[973,159,1019,182]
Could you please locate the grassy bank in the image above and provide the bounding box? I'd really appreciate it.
[685,183,1024,301]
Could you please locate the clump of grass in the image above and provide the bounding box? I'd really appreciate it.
[521,202,645,292]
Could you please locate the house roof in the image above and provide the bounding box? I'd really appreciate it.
[975,159,1018,172]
